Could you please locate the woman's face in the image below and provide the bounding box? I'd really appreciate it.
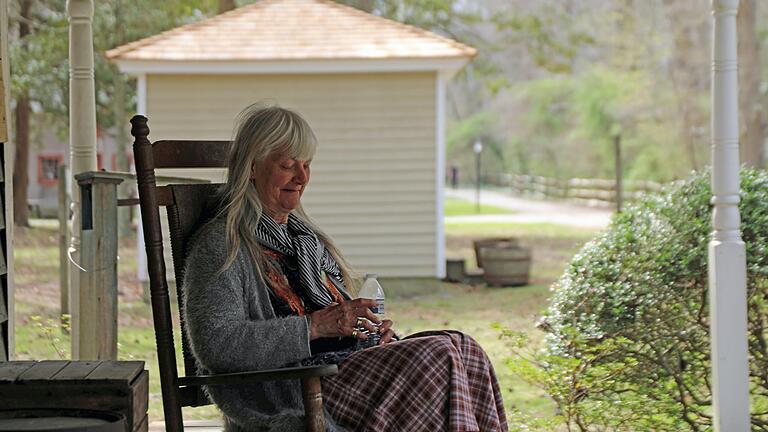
[254,152,311,223]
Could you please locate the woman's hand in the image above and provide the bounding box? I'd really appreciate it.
[378,319,396,345]
[309,299,381,340]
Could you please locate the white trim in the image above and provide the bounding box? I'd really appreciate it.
[435,71,447,279]
[136,73,147,115]
[136,73,147,282]
[114,58,470,75]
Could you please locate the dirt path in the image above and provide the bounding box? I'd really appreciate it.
[446,188,613,229]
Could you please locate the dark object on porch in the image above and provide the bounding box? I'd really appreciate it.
[445,258,465,282]
[441,259,486,285]
[130,115,337,432]
[0,360,147,432]
[473,238,531,287]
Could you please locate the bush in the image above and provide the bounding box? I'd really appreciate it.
[510,168,768,431]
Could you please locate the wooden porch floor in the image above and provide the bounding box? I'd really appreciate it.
[149,420,224,431]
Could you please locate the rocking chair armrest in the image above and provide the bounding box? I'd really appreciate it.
[177,364,338,387]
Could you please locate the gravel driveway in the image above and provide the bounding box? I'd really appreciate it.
[446,188,613,229]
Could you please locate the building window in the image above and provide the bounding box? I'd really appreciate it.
[38,154,64,186]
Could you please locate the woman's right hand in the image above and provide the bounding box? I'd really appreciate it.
[309,299,381,340]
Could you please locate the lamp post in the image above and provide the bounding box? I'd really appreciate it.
[613,133,623,213]
[473,139,483,212]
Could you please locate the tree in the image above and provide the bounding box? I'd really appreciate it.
[97,1,221,234]
[343,0,373,12]
[657,0,710,172]
[218,0,237,13]
[9,0,68,227]
[492,1,596,75]
[12,0,33,227]
[9,1,221,228]
[738,0,765,169]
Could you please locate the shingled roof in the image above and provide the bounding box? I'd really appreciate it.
[106,0,476,62]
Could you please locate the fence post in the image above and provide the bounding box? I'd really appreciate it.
[75,171,122,360]
[614,134,623,212]
[58,165,69,323]
[559,178,568,199]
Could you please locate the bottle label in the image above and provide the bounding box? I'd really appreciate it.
[370,299,385,316]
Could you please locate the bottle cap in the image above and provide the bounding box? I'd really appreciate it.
[365,273,377,279]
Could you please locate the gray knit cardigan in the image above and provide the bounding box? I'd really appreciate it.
[182,217,345,432]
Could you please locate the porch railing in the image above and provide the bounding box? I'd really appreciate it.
[64,170,208,360]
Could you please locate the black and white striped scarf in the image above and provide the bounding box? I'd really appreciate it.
[256,213,346,308]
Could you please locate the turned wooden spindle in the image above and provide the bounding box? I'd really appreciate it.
[131,115,184,432]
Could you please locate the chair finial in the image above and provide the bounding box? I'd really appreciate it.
[130,115,149,140]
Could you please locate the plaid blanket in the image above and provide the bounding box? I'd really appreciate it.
[322,330,508,432]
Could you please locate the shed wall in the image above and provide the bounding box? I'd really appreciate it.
[146,72,437,277]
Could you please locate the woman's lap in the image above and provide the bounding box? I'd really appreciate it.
[321,330,507,432]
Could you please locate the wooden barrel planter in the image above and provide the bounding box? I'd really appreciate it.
[474,238,532,287]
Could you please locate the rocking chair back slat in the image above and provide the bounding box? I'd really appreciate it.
[151,140,229,169]
[167,183,224,406]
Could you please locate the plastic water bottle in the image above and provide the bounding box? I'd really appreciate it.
[359,273,385,346]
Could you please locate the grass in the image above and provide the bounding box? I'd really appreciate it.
[444,197,514,216]
[384,279,556,416]
[12,216,601,425]
[446,220,602,239]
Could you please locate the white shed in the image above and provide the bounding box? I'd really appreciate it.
[107,0,474,278]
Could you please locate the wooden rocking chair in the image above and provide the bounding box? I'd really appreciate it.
[130,115,337,432]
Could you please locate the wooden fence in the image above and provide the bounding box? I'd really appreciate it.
[485,173,664,206]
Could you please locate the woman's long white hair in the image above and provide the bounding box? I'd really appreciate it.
[217,103,358,292]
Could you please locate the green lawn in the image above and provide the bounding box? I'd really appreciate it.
[385,278,555,417]
[444,197,513,216]
[13,218,600,424]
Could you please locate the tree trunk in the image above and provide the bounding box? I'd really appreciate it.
[661,0,709,172]
[218,0,237,13]
[13,98,30,227]
[13,0,33,227]
[351,0,374,12]
[737,0,765,168]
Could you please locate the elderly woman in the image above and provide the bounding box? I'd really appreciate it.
[183,104,507,432]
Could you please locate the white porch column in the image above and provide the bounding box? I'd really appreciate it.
[709,0,750,430]
[67,0,98,359]
[434,71,447,279]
